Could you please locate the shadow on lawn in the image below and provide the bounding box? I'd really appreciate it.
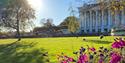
[85,40,112,44]
[0,41,49,63]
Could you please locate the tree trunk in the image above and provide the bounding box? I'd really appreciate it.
[17,20,21,41]
[16,10,21,41]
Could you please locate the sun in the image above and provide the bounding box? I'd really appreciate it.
[27,0,42,11]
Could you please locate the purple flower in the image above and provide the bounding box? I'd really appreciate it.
[98,58,103,63]
[80,47,86,52]
[89,54,93,59]
[104,48,108,52]
[98,54,104,63]
[100,54,104,57]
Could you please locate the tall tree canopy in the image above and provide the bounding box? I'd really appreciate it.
[97,0,125,27]
[61,16,79,33]
[40,18,55,28]
[59,18,70,27]
[97,0,125,14]
[0,0,35,41]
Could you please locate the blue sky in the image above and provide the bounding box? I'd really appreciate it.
[33,0,89,27]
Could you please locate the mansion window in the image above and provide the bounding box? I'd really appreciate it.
[92,29,95,32]
[104,28,108,32]
[98,29,101,33]
[87,29,89,32]
[82,30,84,33]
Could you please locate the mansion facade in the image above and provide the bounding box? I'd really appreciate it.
[78,3,125,35]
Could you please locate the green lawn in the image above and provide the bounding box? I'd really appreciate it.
[0,36,122,63]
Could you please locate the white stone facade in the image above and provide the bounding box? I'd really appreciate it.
[78,4,125,35]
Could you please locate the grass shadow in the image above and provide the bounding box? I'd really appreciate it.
[85,39,112,44]
[0,41,49,63]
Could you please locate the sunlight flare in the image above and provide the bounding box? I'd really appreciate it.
[27,0,42,11]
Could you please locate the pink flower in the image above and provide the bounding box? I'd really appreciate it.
[64,56,74,62]
[89,47,96,52]
[110,52,122,63]
[77,53,88,63]
[119,39,125,47]
[77,54,84,63]
[112,38,125,48]
[67,57,74,62]
[83,54,88,62]
[63,60,68,63]
[112,41,122,48]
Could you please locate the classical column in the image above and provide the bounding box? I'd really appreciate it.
[82,12,84,30]
[86,11,88,33]
[80,13,83,31]
[92,11,95,31]
[115,10,119,26]
[108,9,111,32]
[89,11,92,33]
[84,12,87,33]
[121,8,125,25]
[101,10,104,33]
[95,10,98,33]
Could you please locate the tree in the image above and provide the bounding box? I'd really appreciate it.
[40,18,55,28]
[97,0,125,12]
[59,18,70,26]
[0,0,35,41]
[62,16,79,34]
[77,0,125,15]
[96,0,125,26]
[68,16,79,34]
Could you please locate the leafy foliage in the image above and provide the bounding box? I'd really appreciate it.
[41,18,55,28]
[59,18,70,27]
[60,16,79,33]
[97,0,125,15]
[68,16,79,33]
[0,0,35,40]
[1,0,35,30]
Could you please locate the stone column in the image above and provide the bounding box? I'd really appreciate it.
[121,8,125,25]
[80,13,83,31]
[86,11,88,33]
[108,9,111,32]
[95,10,98,33]
[89,11,92,33]
[84,12,87,33]
[115,10,119,26]
[101,10,104,33]
[82,12,84,30]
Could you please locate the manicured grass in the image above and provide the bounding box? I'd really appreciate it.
[0,36,122,63]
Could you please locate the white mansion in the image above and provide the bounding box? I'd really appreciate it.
[78,3,125,35]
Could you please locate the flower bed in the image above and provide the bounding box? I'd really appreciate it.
[57,38,125,63]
